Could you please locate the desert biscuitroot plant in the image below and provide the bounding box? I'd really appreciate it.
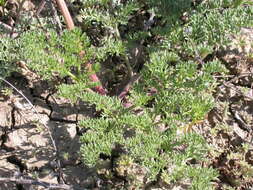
[0,0,253,189]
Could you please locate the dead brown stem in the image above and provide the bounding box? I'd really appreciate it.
[55,0,107,95]
[55,0,74,30]
[117,74,141,99]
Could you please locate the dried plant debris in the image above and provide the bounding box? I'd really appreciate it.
[192,27,253,190]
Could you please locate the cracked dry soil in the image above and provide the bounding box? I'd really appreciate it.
[0,74,98,190]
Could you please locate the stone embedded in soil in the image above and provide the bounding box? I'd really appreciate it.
[5,128,30,148]
[65,124,77,139]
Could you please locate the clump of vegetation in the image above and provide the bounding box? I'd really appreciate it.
[0,0,253,189]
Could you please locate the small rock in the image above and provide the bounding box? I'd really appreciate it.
[0,157,19,189]
[5,129,29,149]
[29,135,48,147]
[66,124,77,139]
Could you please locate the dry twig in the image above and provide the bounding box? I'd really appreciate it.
[55,0,74,30]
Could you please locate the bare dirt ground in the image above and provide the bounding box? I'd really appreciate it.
[0,72,99,189]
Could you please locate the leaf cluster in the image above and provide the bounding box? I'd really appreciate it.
[18,29,91,80]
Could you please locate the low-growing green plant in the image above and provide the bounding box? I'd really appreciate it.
[1,0,253,189]
[70,55,223,188]
[0,87,13,97]
[0,0,6,6]
[0,38,18,79]
[18,28,92,80]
